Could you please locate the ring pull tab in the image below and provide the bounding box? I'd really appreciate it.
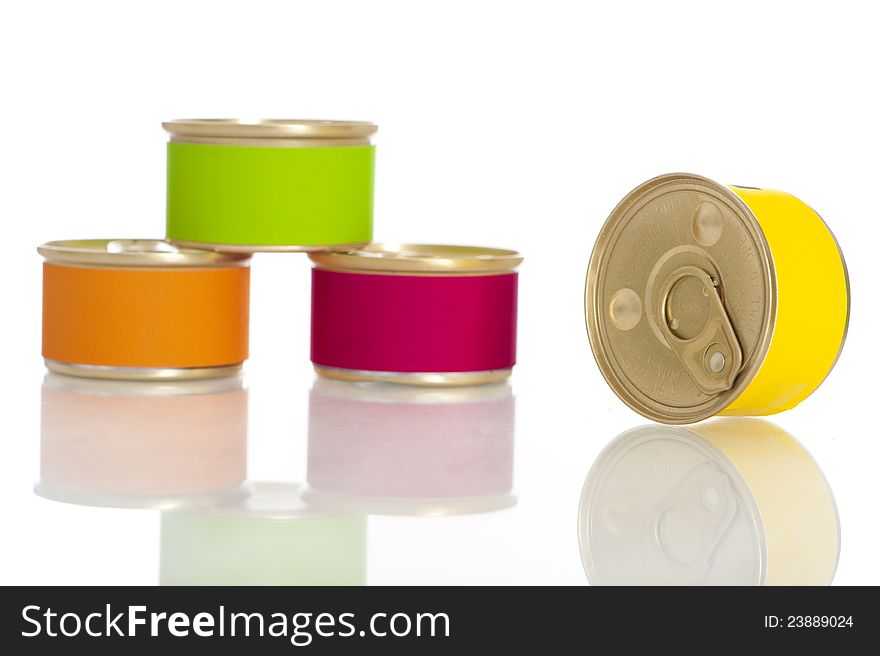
[656,266,743,396]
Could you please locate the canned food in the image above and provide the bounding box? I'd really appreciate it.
[578,419,839,585]
[309,244,523,386]
[164,119,376,252]
[305,378,515,515]
[160,483,366,585]
[37,373,247,509]
[39,239,250,380]
[586,173,849,423]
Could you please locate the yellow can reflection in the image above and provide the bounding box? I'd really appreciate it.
[579,419,839,585]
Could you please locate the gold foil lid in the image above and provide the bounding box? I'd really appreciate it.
[38,239,251,268]
[585,174,775,423]
[309,243,523,275]
[163,119,377,147]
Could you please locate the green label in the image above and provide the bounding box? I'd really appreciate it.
[166,142,374,247]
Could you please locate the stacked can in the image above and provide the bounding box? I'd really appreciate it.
[39,119,523,384]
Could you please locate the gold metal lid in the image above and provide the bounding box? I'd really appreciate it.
[309,243,523,275]
[163,119,377,147]
[585,173,776,424]
[38,239,251,268]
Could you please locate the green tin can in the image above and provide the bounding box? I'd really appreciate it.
[164,119,377,252]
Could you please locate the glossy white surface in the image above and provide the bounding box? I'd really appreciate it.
[1,0,878,585]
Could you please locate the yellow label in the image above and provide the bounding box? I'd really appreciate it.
[722,188,848,415]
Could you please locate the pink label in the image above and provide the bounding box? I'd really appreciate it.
[311,269,518,373]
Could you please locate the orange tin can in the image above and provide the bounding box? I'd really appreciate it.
[39,239,251,380]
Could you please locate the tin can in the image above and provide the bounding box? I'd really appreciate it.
[305,378,515,516]
[164,119,376,252]
[37,373,247,509]
[309,243,523,386]
[160,483,366,586]
[586,173,849,423]
[39,239,250,380]
[578,419,839,585]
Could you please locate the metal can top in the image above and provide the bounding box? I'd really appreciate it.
[163,118,377,147]
[309,243,523,275]
[586,173,775,423]
[579,424,766,585]
[38,239,251,268]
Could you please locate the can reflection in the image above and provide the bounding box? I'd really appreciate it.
[579,419,839,585]
[37,373,248,508]
[160,482,366,586]
[306,378,516,516]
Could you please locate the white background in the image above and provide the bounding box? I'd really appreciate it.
[1,0,878,585]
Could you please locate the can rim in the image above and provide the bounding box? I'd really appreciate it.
[43,361,245,384]
[43,370,244,397]
[311,376,513,404]
[38,239,251,268]
[585,173,776,424]
[309,243,523,275]
[314,365,513,386]
[163,118,377,144]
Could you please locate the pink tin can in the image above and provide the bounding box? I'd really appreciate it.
[309,243,523,386]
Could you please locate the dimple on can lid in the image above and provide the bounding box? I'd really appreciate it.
[578,419,839,586]
[309,244,523,386]
[164,118,377,252]
[586,173,849,424]
[39,239,251,380]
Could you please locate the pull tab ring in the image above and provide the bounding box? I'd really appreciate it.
[655,266,743,395]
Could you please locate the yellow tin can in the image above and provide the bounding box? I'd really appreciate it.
[586,173,849,423]
[578,419,839,585]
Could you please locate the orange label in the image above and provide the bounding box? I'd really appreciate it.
[42,263,250,368]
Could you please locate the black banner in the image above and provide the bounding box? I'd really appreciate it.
[0,586,873,653]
